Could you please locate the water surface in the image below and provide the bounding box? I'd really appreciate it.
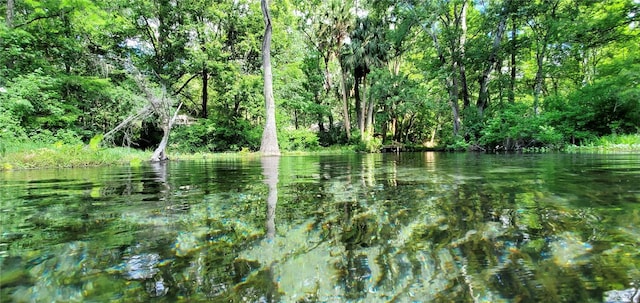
[1,152,640,302]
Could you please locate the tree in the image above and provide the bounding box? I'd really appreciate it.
[343,16,389,139]
[6,0,14,28]
[475,0,509,115]
[422,0,470,137]
[308,0,354,140]
[259,0,280,156]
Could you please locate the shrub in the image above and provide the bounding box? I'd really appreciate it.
[279,128,320,151]
[445,136,470,151]
[480,102,563,151]
[170,117,261,152]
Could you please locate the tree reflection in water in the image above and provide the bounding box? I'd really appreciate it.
[1,153,639,302]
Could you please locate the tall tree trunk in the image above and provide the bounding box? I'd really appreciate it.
[449,83,462,137]
[365,76,374,138]
[328,113,334,131]
[259,0,280,156]
[477,11,508,115]
[429,25,461,137]
[458,1,470,109]
[354,75,364,137]
[391,117,398,141]
[340,65,351,140]
[323,54,332,91]
[530,0,559,115]
[202,64,208,118]
[533,47,545,115]
[381,103,388,143]
[315,94,324,132]
[509,16,517,103]
[6,0,14,28]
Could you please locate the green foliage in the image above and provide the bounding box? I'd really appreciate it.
[318,127,350,146]
[89,134,104,151]
[352,134,382,153]
[480,103,563,150]
[445,136,471,151]
[0,0,638,155]
[278,129,320,151]
[0,26,48,80]
[0,110,26,140]
[1,71,63,132]
[0,141,149,170]
[565,134,640,152]
[543,52,640,145]
[53,129,84,145]
[170,118,262,153]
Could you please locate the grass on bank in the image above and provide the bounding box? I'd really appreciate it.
[0,140,357,171]
[565,134,640,153]
[2,134,639,171]
[0,140,150,171]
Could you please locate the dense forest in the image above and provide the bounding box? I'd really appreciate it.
[1,0,639,154]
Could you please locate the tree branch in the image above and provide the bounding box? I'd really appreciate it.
[173,73,200,96]
[15,9,73,29]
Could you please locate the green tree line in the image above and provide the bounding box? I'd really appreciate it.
[1,0,639,154]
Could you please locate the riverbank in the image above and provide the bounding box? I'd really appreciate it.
[0,141,150,171]
[0,141,355,171]
[564,134,640,153]
[2,134,639,171]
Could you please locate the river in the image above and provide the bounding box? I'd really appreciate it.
[1,152,639,302]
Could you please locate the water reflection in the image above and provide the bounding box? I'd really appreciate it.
[1,153,640,302]
[262,156,279,240]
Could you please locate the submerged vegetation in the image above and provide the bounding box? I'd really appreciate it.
[2,153,640,301]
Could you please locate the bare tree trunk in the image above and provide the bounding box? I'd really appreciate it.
[103,105,153,141]
[449,85,462,137]
[509,16,517,103]
[529,0,559,115]
[151,126,171,162]
[112,61,182,162]
[533,48,545,115]
[381,103,388,143]
[340,65,351,140]
[477,10,508,115]
[429,26,461,137]
[259,0,280,156]
[391,116,398,141]
[315,94,325,132]
[323,55,332,91]
[354,75,364,137]
[202,64,208,118]
[6,0,14,28]
[458,1,470,109]
[364,76,374,138]
[151,102,183,162]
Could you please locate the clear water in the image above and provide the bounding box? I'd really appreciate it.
[1,152,640,302]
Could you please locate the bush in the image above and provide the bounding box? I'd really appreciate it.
[480,103,563,151]
[279,128,320,151]
[318,127,349,146]
[445,136,470,151]
[170,117,261,152]
[0,111,26,140]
